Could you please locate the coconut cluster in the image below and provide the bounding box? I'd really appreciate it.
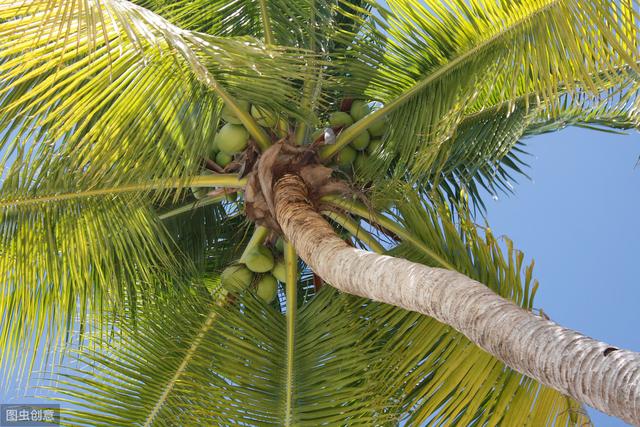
[192,100,286,200]
[206,98,390,300]
[314,99,387,173]
[219,237,287,303]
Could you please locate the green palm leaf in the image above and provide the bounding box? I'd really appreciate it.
[0,194,191,389]
[526,80,640,136]
[44,285,399,426]
[134,0,316,47]
[399,79,640,209]
[321,190,592,425]
[159,198,251,271]
[331,0,639,181]
[40,189,591,426]
[0,0,318,191]
[132,0,373,51]
[0,173,244,387]
[403,101,534,209]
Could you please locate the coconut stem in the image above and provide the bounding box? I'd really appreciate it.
[239,226,271,262]
[293,0,320,146]
[258,0,274,45]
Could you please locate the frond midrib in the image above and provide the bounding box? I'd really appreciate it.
[258,0,274,45]
[0,175,246,208]
[284,243,298,426]
[142,300,221,427]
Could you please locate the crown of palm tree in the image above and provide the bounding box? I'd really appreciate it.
[1,0,638,425]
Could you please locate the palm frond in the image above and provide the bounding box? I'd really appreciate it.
[452,82,640,207]
[44,284,401,426]
[159,200,251,272]
[43,190,593,426]
[0,0,317,193]
[405,101,534,210]
[131,0,374,51]
[319,190,592,425]
[133,0,315,47]
[526,80,640,135]
[0,170,246,388]
[336,0,639,182]
[365,77,640,211]
[0,193,194,389]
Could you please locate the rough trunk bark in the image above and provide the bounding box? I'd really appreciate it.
[273,173,640,425]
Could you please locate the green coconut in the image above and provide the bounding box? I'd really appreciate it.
[271,260,286,282]
[209,137,220,158]
[275,237,285,253]
[336,145,357,168]
[368,118,387,137]
[256,274,278,303]
[366,138,383,155]
[329,111,354,128]
[251,105,277,127]
[350,131,370,151]
[221,264,254,292]
[215,151,233,167]
[244,245,275,273]
[215,123,249,154]
[350,100,370,122]
[221,100,251,124]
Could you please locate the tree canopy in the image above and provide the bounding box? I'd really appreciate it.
[0,0,638,425]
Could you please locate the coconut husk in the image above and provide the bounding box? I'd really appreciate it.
[245,141,350,232]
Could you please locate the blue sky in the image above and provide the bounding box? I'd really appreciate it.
[481,126,639,426]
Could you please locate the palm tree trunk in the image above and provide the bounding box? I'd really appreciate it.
[273,173,640,425]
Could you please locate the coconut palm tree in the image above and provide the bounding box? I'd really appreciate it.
[1,0,639,425]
